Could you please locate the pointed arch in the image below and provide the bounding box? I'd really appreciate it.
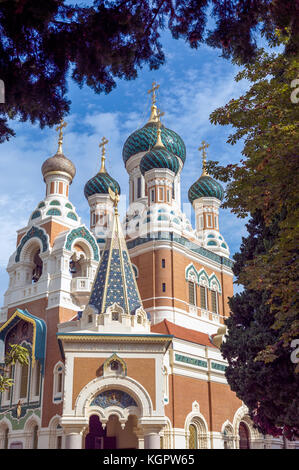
[209,273,222,293]
[198,268,209,287]
[185,264,199,283]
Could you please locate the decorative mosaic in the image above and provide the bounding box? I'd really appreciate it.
[211,362,227,372]
[15,226,48,262]
[188,175,224,203]
[31,210,41,220]
[67,211,78,221]
[0,406,41,430]
[126,232,234,268]
[122,122,186,164]
[65,226,99,261]
[84,171,120,199]
[175,353,207,368]
[46,208,61,216]
[140,147,180,175]
[90,389,137,409]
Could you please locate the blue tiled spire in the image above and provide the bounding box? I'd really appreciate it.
[87,190,143,315]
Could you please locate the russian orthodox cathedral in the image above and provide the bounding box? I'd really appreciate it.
[0,83,288,449]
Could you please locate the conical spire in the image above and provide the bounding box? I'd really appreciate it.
[87,188,143,315]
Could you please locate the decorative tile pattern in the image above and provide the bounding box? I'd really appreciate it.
[84,172,120,199]
[67,211,78,221]
[140,147,180,175]
[90,389,137,409]
[15,226,48,262]
[188,175,224,203]
[122,122,186,165]
[46,208,61,216]
[65,226,99,261]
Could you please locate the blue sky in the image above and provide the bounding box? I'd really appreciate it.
[0,29,251,303]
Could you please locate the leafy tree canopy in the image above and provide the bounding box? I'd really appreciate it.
[0,0,298,142]
[0,343,29,393]
[208,38,299,438]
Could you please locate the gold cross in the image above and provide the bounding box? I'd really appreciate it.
[99,136,109,173]
[148,81,160,105]
[56,119,67,153]
[198,140,209,175]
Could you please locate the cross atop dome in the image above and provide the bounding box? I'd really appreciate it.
[99,136,109,173]
[147,81,160,123]
[56,119,67,154]
[153,109,165,148]
[198,140,210,176]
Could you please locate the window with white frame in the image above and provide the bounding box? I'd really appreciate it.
[158,187,164,202]
[188,281,196,306]
[211,290,218,314]
[214,215,218,229]
[31,361,41,400]
[200,285,207,310]
[206,214,213,228]
[53,362,64,403]
[151,189,155,202]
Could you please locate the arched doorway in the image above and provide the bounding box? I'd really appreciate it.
[239,422,250,449]
[85,414,138,449]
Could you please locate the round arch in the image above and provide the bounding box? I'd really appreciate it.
[0,418,12,449]
[184,406,209,449]
[24,413,41,449]
[74,376,154,424]
[232,405,260,448]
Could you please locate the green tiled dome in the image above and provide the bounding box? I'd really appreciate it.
[140,147,180,176]
[123,122,186,165]
[188,175,224,203]
[84,172,120,199]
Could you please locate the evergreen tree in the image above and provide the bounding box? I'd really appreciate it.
[0,0,297,142]
[221,211,299,439]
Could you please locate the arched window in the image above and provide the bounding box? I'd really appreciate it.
[239,422,250,449]
[32,249,43,283]
[188,424,198,449]
[31,360,41,399]
[210,290,218,314]
[188,281,196,306]
[53,363,64,403]
[19,362,29,399]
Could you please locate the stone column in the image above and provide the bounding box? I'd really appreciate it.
[144,431,160,449]
[65,428,83,449]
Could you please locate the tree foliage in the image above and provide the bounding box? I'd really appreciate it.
[221,212,299,439]
[0,343,29,393]
[0,0,298,142]
[208,41,299,437]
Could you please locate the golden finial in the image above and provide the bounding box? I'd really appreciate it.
[108,186,120,214]
[153,109,165,148]
[99,136,109,173]
[147,81,160,123]
[198,140,210,175]
[56,119,67,154]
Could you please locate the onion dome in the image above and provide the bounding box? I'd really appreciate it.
[140,147,180,176]
[42,120,76,182]
[139,113,180,176]
[123,81,186,166]
[188,175,224,203]
[123,122,186,166]
[188,140,224,203]
[84,137,120,199]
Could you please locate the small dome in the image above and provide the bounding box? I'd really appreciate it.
[140,147,180,176]
[84,171,120,199]
[42,152,76,181]
[123,122,186,166]
[188,175,224,204]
